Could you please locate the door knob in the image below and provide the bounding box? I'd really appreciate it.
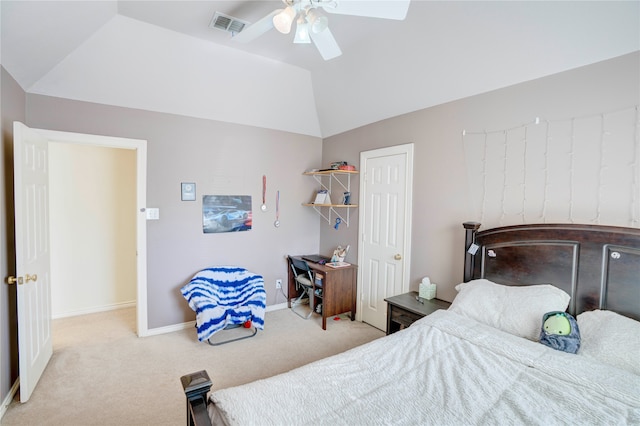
[7,276,24,285]
[25,274,38,283]
[394,254,402,260]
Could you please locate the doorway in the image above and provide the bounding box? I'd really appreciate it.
[13,124,148,402]
[35,128,148,336]
[49,143,136,319]
[357,144,414,331]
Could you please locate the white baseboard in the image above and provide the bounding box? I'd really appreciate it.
[266,302,288,312]
[0,378,19,421]
[144,320,196,336]
[144,303,289,337]
[53,301,136,319]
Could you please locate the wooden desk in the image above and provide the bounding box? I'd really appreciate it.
[287,256,357,330]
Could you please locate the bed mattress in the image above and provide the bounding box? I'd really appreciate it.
[208,309,640,425]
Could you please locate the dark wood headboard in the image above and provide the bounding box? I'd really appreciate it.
[463,222,640,321]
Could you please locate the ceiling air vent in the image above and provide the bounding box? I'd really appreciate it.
[209,12,249,35]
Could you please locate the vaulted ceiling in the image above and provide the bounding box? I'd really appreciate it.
[2,1,638,137]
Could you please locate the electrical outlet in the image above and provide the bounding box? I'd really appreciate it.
[275,279,282,289]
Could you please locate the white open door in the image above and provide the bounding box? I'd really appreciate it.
[13,122,53,402]
[357,144,414,331]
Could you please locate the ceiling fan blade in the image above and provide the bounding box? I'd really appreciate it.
[320,0,411,20]
[310,28,342,61]
[232,9,281,43]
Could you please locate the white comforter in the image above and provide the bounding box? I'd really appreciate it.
[209,310,640,425]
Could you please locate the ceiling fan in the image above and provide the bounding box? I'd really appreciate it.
[232,0,411,60]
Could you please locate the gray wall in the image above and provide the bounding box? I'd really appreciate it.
[321,52,640,303]
[1,52,638,406]
[1,67,24,412]
[25,96,324,329]
[0,74,324,402]
[49,143,137,317]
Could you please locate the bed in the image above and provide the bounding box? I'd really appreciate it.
[181,222,640,425]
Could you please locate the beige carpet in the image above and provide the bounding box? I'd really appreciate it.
[2,307,384,425]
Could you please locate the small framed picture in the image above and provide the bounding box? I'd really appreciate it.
[181,182,196,201]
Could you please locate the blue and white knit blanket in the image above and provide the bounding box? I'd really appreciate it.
[181,266,266,342]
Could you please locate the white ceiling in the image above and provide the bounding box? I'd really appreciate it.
[2,1,639,138]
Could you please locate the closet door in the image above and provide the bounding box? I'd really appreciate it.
[358,144,413,331]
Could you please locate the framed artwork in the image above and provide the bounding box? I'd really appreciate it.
[203,195,252,233]
[181,182,196,201]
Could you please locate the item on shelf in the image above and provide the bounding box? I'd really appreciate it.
[343,192,351,205]
[330,161,348,169]
[313,189,331,204]
[338,164,356,171]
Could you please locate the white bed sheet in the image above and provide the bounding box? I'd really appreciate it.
[209,310,640,425]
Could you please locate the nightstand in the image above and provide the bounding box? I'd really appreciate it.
[385,291,451,335]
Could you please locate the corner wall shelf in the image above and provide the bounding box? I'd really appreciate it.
[303,170,359,227]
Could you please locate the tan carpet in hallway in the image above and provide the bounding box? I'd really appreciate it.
[1,307,384,425]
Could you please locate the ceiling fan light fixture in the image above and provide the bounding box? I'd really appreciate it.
[273,6,296,34]
[306,9,328,34]
[293,17,311,44]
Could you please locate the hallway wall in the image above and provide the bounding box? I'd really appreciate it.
[49,143,136,317]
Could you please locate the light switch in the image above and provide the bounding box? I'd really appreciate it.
[146,208,160,220]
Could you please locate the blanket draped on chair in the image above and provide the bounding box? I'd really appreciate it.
[181,266,266,341]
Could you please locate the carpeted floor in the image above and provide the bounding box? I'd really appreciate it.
[1,307,384,425]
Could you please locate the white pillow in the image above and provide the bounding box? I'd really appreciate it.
[448,279,571,341]
[577,310,640,375]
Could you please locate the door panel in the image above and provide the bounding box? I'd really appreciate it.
[359,145,413,331]
[14,122,53,402]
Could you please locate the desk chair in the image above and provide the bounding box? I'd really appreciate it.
[288,256,315,319]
